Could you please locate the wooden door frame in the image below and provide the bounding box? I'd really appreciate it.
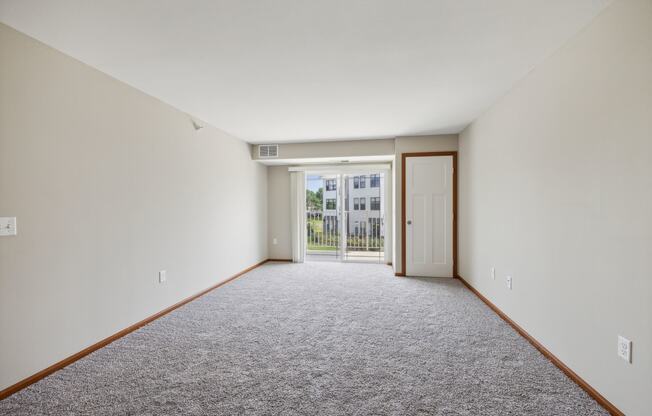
[400,151,458,277]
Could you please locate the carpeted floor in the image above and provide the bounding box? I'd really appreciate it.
[1,262,608,415]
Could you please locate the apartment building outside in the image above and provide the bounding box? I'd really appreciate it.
[322,173,385,241]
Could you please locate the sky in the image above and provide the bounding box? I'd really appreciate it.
[306,175,323,192]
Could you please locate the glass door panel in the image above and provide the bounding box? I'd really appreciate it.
[306,174,341,261]
[342,173,385,263]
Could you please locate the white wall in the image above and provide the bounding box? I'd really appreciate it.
[458,0,652,414]
[267,166,292,260]
[0,23,268,390]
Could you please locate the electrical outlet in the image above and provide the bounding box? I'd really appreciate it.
[491,267,495,280]
[506,275,512,290]
[617,336,632,363]
[273,237,278,245]
[159,270,167,284]
[0,217,17,236]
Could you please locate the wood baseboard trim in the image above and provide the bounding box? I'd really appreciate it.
[395,272,406,277]
[0,258,272,401]
[455,275,624,416]
[267,258,293,262]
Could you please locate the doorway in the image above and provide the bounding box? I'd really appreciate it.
[305,170,387,263]
[402,152,457,277]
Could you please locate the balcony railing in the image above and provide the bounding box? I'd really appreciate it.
[307,211,339,252]
[306,211,384,254]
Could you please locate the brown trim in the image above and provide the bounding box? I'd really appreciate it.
[267,259,293,262]
[0,258,272,401]
[394,272,406,277]
[456,275,624,416]
[401,151,458,277]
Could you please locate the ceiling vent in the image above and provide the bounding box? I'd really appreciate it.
[258,144,279,158]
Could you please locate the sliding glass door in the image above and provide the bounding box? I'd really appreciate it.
[342,173,385,262]
[305,171,385,263]
[306,174,341,261]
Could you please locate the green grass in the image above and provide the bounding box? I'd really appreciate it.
[307,245,337,251]
[307,217,339,250]
[306,216,384,252]
[307,218,323,229]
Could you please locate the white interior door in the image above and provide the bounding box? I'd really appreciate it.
[405,156,453,277]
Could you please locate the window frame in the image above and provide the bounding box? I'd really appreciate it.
[370,174,380,188]
[370,197,381,211]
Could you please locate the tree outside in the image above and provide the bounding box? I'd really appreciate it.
[306,187,323,211]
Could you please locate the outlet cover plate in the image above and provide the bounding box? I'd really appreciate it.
[618,335,632,363]
[0,217,17,236]
[506,275,513,290]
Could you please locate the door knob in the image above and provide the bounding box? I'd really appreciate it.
[407,220,412,225]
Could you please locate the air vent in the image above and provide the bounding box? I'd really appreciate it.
[258,144,279,158]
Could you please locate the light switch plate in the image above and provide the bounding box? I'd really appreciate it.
[506,275,513,290]
[159,270,167,283]
[0,217,17,236]
[618,335,632,363]
[491,267,495,280]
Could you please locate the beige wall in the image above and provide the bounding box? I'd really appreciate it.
[266,134,458,270]
[263,137,397,261]
[393,135,458,273]
[458,0,652,414]
[267,166,292,259]
[253,138,395,161]
[266,163,393,262]
[0,23,268,390]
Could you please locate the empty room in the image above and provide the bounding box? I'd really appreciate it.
[0,0,650,415]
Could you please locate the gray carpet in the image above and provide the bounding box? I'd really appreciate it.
[1,262,608,415]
